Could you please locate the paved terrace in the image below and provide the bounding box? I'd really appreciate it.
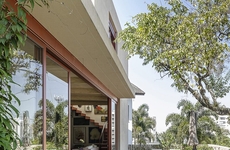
[208,144,230,150]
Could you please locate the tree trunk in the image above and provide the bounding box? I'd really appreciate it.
[187,111,199,147]
[193,145,197,150]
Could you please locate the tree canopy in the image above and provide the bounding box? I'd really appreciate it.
[118,0,230,115]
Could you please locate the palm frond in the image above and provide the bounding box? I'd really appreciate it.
[165,113,182,126]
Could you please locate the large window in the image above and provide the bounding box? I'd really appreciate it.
[46,56,69,149]
[12,38,43,149]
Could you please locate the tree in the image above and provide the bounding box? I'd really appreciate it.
[54,100,68,149]
[132,104,156,149]
[1,0,48,149]
[157,131,177,150]
[11,49,42,94]
[187,111,198,150]
[33,99,68,149]
[118,0,230,115]
[165,99,229,148]
[165,113,188,145]
[33,99,55,144]
[214,128,230,146]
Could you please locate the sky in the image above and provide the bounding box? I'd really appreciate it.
[112,0,230,133]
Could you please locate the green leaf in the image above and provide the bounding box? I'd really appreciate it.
[2,119,11,130]
[10,38,17,48]
[0,38,6,45]
[0,25,6,35]
[29,0,35,9]
[11,94,21,106]
[8,104,19,117]
[16,24,22,32]
[3,47,9,57]
[17,6,26,23]
[16,33,23,44]
[7,11,15,16]
[5,33,12,40]
[11,25,17,32]
[17,0,25,5]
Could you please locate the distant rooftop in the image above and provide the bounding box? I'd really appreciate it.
[131,83,145,96]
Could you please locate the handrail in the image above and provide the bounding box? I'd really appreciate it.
[99,121,107,141]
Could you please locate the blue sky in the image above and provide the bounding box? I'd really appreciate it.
[113,0,230,132]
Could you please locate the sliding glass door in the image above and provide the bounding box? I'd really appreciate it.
[12,38,43,149]
[46,56,69,149]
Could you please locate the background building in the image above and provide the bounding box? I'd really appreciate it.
[216,115,230,131]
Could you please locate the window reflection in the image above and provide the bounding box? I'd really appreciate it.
[46,57,69,149]
[11,38,43,149]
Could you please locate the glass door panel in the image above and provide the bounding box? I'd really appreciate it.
[11,38,43,149]
[46,56,69,149]
[70,73,108,149]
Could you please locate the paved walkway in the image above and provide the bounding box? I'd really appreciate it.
[208,144,230,150]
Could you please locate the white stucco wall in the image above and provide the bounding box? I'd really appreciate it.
[127,99,133,145]
[117,41,129,74]
[117,99,129,149]
[91,0,129,74]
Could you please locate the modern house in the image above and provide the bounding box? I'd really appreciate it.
[8,0,144,149]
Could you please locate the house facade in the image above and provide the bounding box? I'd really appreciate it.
[8,0,138,149]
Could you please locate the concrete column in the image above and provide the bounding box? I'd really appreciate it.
[117,98,129,150]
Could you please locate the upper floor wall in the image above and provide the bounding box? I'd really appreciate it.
[91,0,129,74]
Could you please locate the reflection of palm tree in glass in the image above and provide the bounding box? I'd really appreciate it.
[33,99,68,149]
[54,99,68,149]
[33,99,55,144]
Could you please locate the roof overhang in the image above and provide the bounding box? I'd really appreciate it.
[28,0,135,98]
[131,83,145,96]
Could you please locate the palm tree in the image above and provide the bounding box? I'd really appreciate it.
[132,104,156,149]
[165,99,222,148]
[214,128,230,147]
[54,100,68,149]
[33,99,55,144]
[33,99,68,149]
[157,131,176,150]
